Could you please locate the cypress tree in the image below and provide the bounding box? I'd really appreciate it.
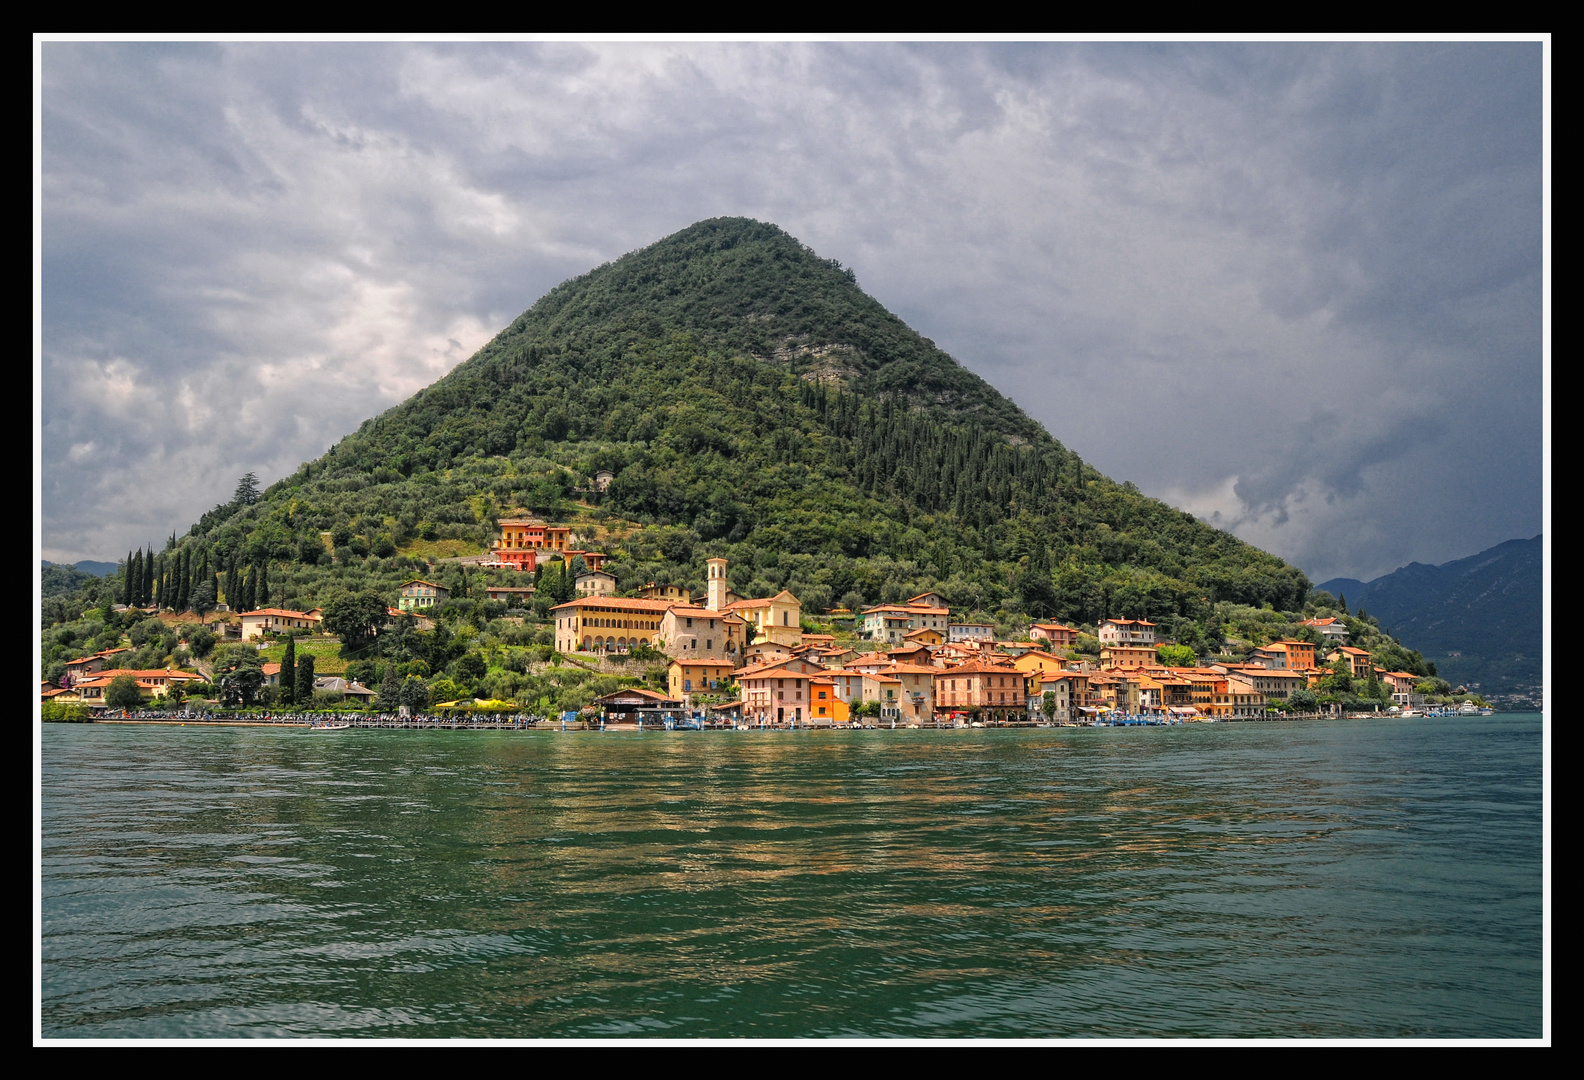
[122,551,134,606]
[295,654,316,705]
[377,662,399,711]
[256,562,270,609]
[279,636,296,706]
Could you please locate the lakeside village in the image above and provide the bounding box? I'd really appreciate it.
[42,513,1489,729]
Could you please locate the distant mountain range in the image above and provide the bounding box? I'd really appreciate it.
[1319,536,1543,708]
[41,559,116,576]
[40,560,116,599]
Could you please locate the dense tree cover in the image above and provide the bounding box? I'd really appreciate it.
[44,217,1447,711]
[41,562,97,599]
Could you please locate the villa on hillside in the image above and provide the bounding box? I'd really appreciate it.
[1250,640,1317,671]
[398,579,449,612]
[1329,646,1374,678]
[492,518,544,572]
[574,570,618,596]
[1300,616,1350,645]
[1029,622,1080,648]
[240,607,324,641]
[860,597,950,643]
[1098,618,1156,646]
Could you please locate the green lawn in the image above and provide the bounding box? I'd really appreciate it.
[255,635,351,674]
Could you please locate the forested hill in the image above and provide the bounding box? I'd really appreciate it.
[63,218,1312,641]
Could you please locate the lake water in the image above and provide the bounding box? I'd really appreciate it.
[39,716,1544,1039]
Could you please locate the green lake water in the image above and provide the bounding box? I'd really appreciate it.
[40,716,1544,1039]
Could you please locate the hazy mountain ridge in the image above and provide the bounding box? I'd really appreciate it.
[1320,536,1542,707]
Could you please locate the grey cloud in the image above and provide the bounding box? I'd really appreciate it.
[40,42,1542,582]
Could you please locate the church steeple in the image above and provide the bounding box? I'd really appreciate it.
[706,558,728,611]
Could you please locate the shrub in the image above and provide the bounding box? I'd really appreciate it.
[41,701,90,723]
[186,626,217,658]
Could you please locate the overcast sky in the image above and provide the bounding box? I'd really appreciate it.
[38,41,1546,582]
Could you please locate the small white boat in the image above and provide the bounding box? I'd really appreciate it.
[309,720,351,731]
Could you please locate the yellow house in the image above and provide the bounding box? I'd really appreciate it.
[668,658,737,701]
[550,596,673,653]
[1100,644,1156,670]
[1013,649,1070,676]
[240,607,324,640]
[722,590,803,647]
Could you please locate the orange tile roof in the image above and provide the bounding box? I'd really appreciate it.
[552,596,678,612]
[669,657,737,668]
[242,607,323,619]
[665,605,741,620]
[735,661,820,681]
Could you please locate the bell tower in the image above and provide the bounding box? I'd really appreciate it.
[706,557,729,611]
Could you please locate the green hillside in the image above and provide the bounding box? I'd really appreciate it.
[46,217,1440,713]
[242,218,1304,613]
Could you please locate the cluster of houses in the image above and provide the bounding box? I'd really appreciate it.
[41,641,380,707]
[46,516,1421,722]
[550,550,1420,726]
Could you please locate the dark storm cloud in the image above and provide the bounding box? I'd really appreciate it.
[39,41,1543,581]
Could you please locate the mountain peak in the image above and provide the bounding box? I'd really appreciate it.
[152,220,1311,635]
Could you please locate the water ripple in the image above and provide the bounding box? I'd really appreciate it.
[41,718,1542,1038]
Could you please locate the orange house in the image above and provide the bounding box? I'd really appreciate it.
[809,677,851,723]
[493,517,545,571]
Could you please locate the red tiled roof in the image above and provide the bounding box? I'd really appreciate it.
[242,608,322,619]
[552,596,678,612]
